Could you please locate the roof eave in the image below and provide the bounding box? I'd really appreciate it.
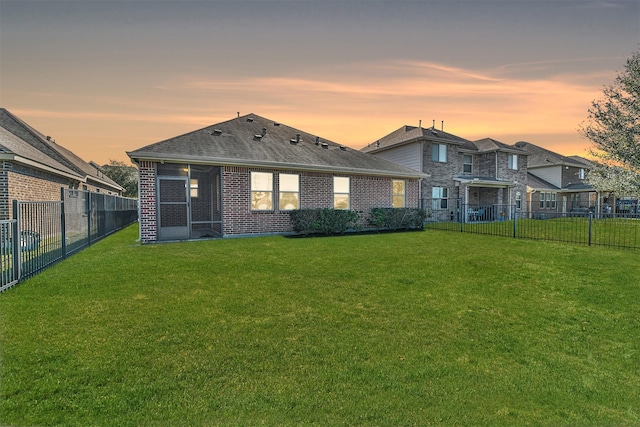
[127,152,428,179]
[0,153,84,181]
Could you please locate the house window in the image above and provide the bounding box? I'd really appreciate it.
[251,171,273,210]
[279,173,299,210]
[190,179,199,198]
[432,187,448,210]
[579,168,585,180]
[463,155,473,174]
[392,180,405,208]
[508,154,518,170]
[516,191,522,209]
[334,177,350,209]
[432,143,447,163]
[540,192,557,209]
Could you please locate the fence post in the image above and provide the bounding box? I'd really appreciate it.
[87,191,92,246]
[588,211,593,246]
[513,204,517,238]
[12,200,20,280]
[60,188,67,259]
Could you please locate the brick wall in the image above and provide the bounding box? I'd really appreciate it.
[138,162,420,241]
[1,162,72,219]
[138,161,157,243]
[222,166,421,236]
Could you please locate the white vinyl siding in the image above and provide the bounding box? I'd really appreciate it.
[373,144,422,171]
[530,167,562,188]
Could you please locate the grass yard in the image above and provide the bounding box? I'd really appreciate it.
[1,225,639,426]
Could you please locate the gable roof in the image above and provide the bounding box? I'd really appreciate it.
[0,126,79,178]
[127,113,425,179]
[0,109,122,191]
[472,138,529,155]
[526,172,560,190]
[361,125,471,154]
[514,141,588,169]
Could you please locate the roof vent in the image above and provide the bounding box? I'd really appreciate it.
[273,122,280,127]
[247,117,254,122]
[290,133,301,145]
[376,140,380,148]
[431,130,439,136]
[339,146,347,151]
[321,142,329,149]
[254,134,263,140]
[315,136,320,146]
[46,135,51,141]
[261,128,267,136]
[211,129,223,135]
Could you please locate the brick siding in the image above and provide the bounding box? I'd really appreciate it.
[138,161,420,242]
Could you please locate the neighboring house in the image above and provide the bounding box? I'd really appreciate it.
[514,141,597,215]
[126,113,425,242]
[0,109,123,219]
[361,125,528,221]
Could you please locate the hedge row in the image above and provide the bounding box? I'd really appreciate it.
[289,208,426,236]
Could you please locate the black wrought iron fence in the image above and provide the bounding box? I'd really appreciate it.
[425,204,640,251]
[0,189,137,292]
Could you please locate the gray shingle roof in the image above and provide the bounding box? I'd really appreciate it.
[473,138,529,154]
[127,114,425,178]
[514,141,588,168]
[361,125,471,153]
[0,108,122,190]
[0,126,78,176]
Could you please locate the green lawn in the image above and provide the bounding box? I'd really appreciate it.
[1,225,639,426]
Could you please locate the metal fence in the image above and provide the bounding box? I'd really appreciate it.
[0,189,137,292]
[425,203,640,251]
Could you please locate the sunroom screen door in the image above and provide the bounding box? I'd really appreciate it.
[158,177,190,240]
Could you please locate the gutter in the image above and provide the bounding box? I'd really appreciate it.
[127,153,429,179]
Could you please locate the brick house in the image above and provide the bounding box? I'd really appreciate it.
[514,141,597,216]
[0,109,123,219]
[127,113,424,242]
[361,124,529,221]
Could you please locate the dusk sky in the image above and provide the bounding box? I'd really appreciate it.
[1,0,638,165]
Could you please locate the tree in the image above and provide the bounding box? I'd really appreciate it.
[579,50,640,197]
[100,160,138,198]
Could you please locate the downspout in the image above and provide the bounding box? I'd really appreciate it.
[136,160,141,243]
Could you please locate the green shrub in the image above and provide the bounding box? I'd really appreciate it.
[289,209,361,235]
[367,208,427,231]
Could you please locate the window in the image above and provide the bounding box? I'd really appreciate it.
[190,179,199,198]
[432,143,447,162]
[463,155,473,174]
[251,172,273,210]
[432,187,448,210]
[279,173,299,210]
[392,180,405,208]
[540,192,557,209]
[334,177,350,209]
[508,154,518,170]
[579,168,585,180]
[515,191,522,209]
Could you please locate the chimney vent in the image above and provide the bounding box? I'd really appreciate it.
[261,128,267,136]
[441,120,444,131]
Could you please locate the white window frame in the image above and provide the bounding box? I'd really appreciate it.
[278,173,299,210]
[190,178,199,198]
[463,155,473,174]
[515,191,522,209]
[579,168,585,180]
[432,186,448,210]
[333,177,350,210]
[250,171,273,211]
[392,179,406,208]
[508,154,518,170]
[432,143,447,163]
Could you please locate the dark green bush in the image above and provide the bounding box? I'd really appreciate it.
[367,208,427,231]
[289,209,361,235]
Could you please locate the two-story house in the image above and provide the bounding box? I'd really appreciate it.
[361,124,528,221]
[514,141,596,216]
